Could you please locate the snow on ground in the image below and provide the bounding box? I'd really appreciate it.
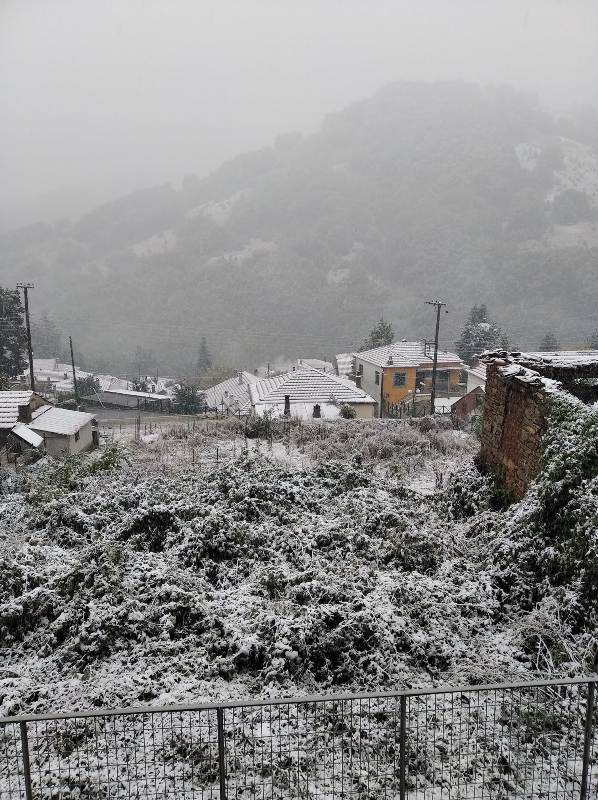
[1,409,597,722]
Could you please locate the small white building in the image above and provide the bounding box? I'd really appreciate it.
[28,407,98,456]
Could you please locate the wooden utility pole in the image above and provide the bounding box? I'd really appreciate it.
[425,299,448,415]
[16,283,35,392]
[69,336,79,405]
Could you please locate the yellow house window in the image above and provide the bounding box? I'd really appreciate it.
[393,372,406,387]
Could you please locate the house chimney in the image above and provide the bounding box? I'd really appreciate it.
[284,395,291,416]
[18,403,32,423]
[238,371,243,385]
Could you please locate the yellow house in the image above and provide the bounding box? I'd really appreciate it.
[352,341,465,417]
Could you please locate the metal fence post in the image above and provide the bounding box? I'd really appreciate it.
[581,681,595,800]
[19,721,33,800]
[399,694,407,800]
[217,707,227,800]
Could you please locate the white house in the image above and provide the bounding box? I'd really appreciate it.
[248,366,376,419]
[28,407,98,456]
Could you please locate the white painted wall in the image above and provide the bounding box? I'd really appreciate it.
[466,371,486,393]
[42,422,95,457]
[354,358,381,412]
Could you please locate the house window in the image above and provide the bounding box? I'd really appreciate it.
[375,371,380,385]
[312,404,321,418]
[74,431,80,442]
[393,372,406,387]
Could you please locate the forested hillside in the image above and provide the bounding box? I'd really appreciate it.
[1,82,597,373]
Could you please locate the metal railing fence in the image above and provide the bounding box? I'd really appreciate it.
[1,677,597,799]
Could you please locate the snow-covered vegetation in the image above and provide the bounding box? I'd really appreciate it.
[1,408,597,720]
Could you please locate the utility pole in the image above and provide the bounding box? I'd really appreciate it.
[69,336,79,405]
[16,283,35,392]
[425,299,448,415]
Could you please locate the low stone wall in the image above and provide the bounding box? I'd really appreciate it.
[479,363,547,500]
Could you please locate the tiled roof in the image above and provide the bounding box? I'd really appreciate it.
[0,391,34,429]
[29,407,96,436]
[295,358,335,373]
[467,364,487,381]
[249,367,375,405]
[95,375,133,392]
[355,341,464,369]
[204,372,257,413]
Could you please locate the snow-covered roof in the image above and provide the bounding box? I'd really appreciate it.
[355,341,464,369]
[10,422,44,448]
[295,358,335,373]
[250,367,376,406]
[517,351,598,369]
[467,364,487,381]
[335,352,355,378]
[0,391,35,429]
[103,388,170,400]
[434,396,465,412]
[95,375,133,392]
[29,407,96,436]
[204,372,257,413]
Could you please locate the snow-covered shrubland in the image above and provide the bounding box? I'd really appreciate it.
[0,410,596,722]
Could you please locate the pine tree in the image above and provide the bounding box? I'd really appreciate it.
[173,383,206,413]
[196,337,212,375]
[454,305,502,365]
[0,287,27,379]
[31,312,63,358]
[361,318,394,350]
[539,332,559,352]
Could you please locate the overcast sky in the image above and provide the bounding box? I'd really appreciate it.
[1,0,597,227]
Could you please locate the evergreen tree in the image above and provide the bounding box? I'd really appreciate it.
[539,332,559,352]
[173,383,206,413]
[0,287,27,379]
[78,375,101,396]
[130,346,155,381]
[361,318,394,350]
[455,304,502,365]
[31,312,63,358]
[196,337,213,375]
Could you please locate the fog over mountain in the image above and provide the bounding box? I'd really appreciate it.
[1,1,597,230]
[1,81,597,372]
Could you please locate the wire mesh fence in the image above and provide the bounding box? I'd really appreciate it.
[1,678,596,798]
